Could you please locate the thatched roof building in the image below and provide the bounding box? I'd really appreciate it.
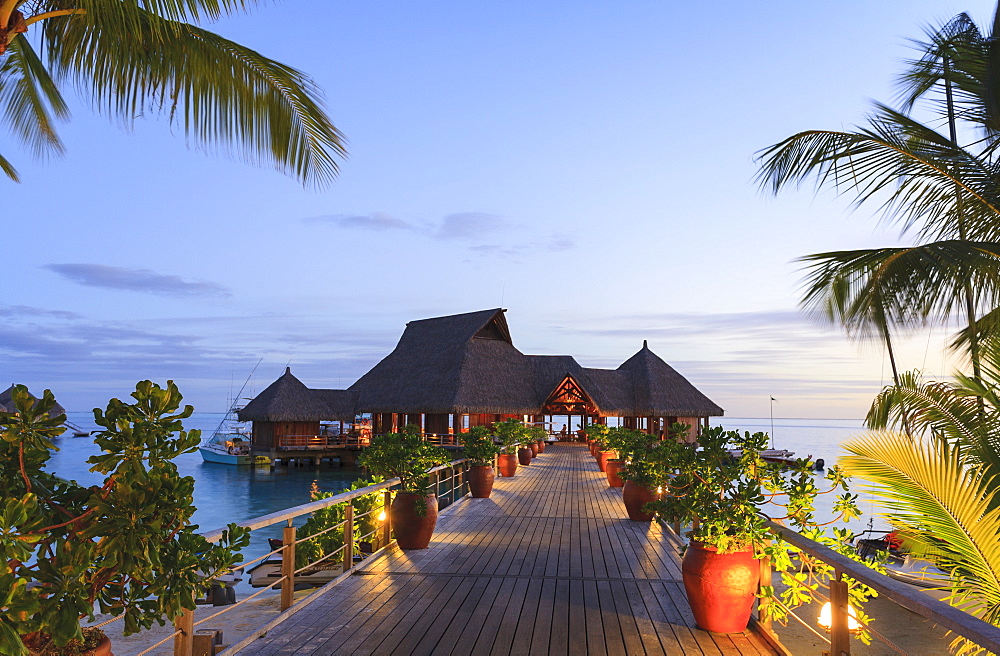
[348,309,722,418]
[240,309,722,444]
[0,385,66,416]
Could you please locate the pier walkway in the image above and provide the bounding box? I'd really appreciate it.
[234,444,776,655]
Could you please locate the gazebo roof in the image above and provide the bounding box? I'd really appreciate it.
[0,385,67,416]
[237,368,359,421]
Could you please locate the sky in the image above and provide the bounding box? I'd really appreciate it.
[0,0,990,419]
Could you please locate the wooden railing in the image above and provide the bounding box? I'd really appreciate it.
[148,459,469,656]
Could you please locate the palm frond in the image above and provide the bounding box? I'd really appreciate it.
[0,34,68,159]
[0,151,20,181]
[40,4,345,187]
[841,431,1000,639]
[799,241,1000,338]
[755,104,1000,242]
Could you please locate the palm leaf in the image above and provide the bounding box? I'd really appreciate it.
[799,241,1000,339]
[38,3,345,187]
[0,34,68,159]
[841,431,1000,650]
[756,104,1000,242]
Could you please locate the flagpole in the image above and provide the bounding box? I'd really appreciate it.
[769,396,775,449]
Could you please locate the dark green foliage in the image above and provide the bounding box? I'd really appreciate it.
[295,477,385,569]
[0,382,248,655]
[461,426,500,466]
[357,424,449,496]
[492,419,527,454]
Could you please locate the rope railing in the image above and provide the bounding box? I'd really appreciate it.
[160,459,469,656]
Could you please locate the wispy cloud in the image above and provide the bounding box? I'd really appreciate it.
[302,211,576,254]
[45,264,231,298]
[303,212,417,232]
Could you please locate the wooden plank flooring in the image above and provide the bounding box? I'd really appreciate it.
[233,444,776,656]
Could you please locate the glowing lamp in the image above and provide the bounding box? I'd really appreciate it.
[378,510,387,522]
[818,601,860,632]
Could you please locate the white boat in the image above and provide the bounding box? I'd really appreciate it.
[199,424,268,465]
[200,360,269,465]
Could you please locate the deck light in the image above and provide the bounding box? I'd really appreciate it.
[378,510,387,522]
[818,601,860,632]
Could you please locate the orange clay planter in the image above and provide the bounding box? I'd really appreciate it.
[391,492,439,549]
[597,450,617,472]
[468,465,496,497]
[517,447,532,465]
[537,440,545,453]
[681,542,759,633]
[529,442,539,457]
[622,481,658,521]
[497,453,518,477]
[605,459,626,487]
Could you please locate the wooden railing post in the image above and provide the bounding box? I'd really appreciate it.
[343,502,354,574]
[382,489,392,546]
[281,521,296,611]
[830,569,851,656]
[450,465,457,505]
[173,602,194,656]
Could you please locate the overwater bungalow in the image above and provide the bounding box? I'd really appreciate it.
[238,308,723,463]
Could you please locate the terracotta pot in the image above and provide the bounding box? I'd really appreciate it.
[529,442,539,457]
[497,453,518,477]
[468,465,495,498]
[537,440,546,453]
[391,492,438,549]
[88,635,112,656]
[681,542,759,633]
[597,450,616,472]
[589,441,598,457]
[517,447,532,465]
[622,480,658,521]
[605,459,626,487]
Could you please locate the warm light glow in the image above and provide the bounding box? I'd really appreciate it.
[818,601,860,631]
[378,510,387,522]
[656,486,663,494]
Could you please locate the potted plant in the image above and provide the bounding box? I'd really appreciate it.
[461,426,501,497]
[528,426,548,453]
[0,382,248,656]
[601,427,640,488]
[358,425,449,549]
[493,419,530,467]
[646,424,871,635]
[584,423,608,459]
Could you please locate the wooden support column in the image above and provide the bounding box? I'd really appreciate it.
[280,522,296,611]
[343,503,354,574]
[382,490,392,546]
[830,570,851,656]
[173,602,194,656]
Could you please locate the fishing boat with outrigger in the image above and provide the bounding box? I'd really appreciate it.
[199,360,269,465]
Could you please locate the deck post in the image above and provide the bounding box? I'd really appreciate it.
[172,602,194,656]
[343,503,354,574]
[382,489,392,546]
[830,569,851,655]
[281,521,296,611]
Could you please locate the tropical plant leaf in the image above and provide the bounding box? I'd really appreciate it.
[38,4,345,187]
[842,431,1000,652]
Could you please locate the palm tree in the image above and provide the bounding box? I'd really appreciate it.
[0,0,346,186]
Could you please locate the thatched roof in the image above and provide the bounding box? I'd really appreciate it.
[0,385,67,416]
[347,309,723,417]
[237,368,359,421]
[243,310,724,420]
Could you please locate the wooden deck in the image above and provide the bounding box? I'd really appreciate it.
[234,444,777,655]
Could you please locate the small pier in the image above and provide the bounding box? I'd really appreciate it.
[233,444,776,655]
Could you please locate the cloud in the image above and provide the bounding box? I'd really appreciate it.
[45,264,231,298]
[303,210,577,255]
[302,212,417,232]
